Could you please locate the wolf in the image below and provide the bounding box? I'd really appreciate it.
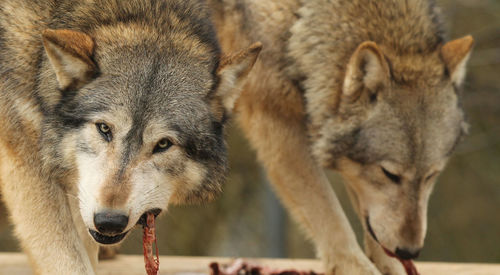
[0,0,260,274]
[208,0,473,274]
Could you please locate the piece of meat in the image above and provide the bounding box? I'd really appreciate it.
[209,259,322,275]
[400,259,419,275]
[383,248,419,275]
[143,212,159,275]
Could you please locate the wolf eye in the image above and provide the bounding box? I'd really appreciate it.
[153,138,173,154]
[381,167,401,184]
[96,123,112,142]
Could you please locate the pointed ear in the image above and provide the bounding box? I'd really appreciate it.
[441,35,474,85]
[343,41,389,101]
[42,29,97,90]
[212,42,262,117]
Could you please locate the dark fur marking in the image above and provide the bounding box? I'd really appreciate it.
[340,128,381,165]
[207,58,221,97]
[76,141,97,155]
[234,0,251,32]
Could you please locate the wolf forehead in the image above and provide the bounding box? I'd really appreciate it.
[343,91,465,167]
[54,0,220,52]
[60,65,225,156]
[54,42,225,165]
[51,0,222,88]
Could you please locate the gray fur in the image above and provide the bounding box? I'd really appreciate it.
[209,0,473,274]
[0,0,261,272]
[0,0,227,202]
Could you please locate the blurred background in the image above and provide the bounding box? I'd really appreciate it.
[1,0,499,264]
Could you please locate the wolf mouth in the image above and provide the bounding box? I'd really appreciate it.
[89,229,128,245]
[382,247,419,275]
[137,208,162,227]
[365,216,406,259]
[365,216,419,274]
[365,216,379,242]
[88,209,161,245]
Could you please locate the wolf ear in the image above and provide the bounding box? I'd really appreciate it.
[343,41,389,101]
[42,29,97,90]
[212,42,262,118]
[441,35,474,86]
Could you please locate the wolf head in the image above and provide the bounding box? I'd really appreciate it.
[40,25,260,245]
[310,36,473,258]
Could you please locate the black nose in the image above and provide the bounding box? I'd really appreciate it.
[94,211,129,235]
[395,247,421,260]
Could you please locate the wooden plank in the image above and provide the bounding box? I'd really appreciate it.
[0,253,499,275]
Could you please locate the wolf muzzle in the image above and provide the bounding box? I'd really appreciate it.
[90,210,129,245]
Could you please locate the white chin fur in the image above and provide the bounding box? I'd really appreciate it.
[77,153,106,231]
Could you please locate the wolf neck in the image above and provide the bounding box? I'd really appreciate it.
[291,0,444,54]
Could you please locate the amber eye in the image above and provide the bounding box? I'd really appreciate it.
[96,123,112,142]
[153,138,173,154]
[381,167,401,184]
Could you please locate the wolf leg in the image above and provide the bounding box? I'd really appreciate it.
[0,151,95,275]
[237,91,380,275]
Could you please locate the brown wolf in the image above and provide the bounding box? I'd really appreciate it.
[0,0,260,274]
[208,0,473,274]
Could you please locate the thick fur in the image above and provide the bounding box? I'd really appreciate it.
[0,0,259,274]
[209,0,473,274]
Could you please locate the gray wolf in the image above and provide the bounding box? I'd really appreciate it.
[0,0,260,274]
[208,0,473,274]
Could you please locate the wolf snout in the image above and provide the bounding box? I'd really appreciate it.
[94,210,129,235]
[395,247,421,260]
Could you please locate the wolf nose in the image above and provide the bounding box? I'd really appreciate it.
[395,247,421,260]
[94,211,129,235]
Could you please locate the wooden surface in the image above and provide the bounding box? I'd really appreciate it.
[0,253,499,275]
